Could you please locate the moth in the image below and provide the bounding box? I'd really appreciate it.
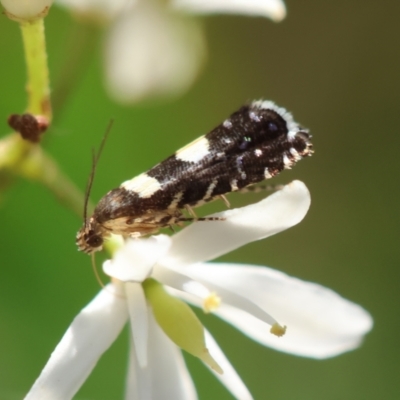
[77,100,313,254]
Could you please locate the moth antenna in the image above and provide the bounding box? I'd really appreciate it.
[83,120,115,226]
[91,253,106,289]
[82,149,95,225]
[91,253,125,299]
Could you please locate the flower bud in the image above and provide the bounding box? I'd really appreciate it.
[1,0,53,22]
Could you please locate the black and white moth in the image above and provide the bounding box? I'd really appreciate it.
[77,100,313,254]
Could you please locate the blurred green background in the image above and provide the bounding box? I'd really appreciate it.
[0,1,399,399]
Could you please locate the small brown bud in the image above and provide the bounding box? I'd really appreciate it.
[8,113,49,143]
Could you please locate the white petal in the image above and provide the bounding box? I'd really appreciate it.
[125,282,148,368]
[187,263,373,359]
[104,1,206,103]
[163,180,310,268]
[103,235,171,282]
[171,0,286,22]
[25,283,128,400]
[125,308,197,400]
[204,329,253,400]
[156,263,279,327]
[153,264,211,299]
[55,0,134,22]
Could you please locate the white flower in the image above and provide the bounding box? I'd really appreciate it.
[25,181,373,400]
[1,0,53,21]
[103,1,206,104]
[55,0,287,103]
[55,0,134,23]
[171,0,286,21]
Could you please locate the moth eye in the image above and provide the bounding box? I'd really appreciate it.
[87,234,103,248]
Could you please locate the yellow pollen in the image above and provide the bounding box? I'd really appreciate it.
[270,323,287,337]
[203,292,221,313]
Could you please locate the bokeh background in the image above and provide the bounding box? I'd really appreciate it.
[0,1,399,399]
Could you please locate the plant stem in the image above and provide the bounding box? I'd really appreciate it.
[0,134,91,217]
[20,18,52,118]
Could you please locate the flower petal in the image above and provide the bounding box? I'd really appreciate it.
[103,235,171,282]
[125,282,149,368]
[171,0,286,22]
[104,1,206,104]
[155,264,279,327]
[125,308,198,400]
[25,282,128,400]
[163,180,311,268]
[187,263,373,358]
[204,329,253,400]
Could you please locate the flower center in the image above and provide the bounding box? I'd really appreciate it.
[203,292,221,313]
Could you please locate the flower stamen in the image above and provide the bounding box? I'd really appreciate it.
[203,292,221,313]
[270,323,287,337]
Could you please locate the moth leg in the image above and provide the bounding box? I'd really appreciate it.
[197,216,226,222]
[238,183,284,194]
[219,194,230,208]
[185,204,198,218]
[177,216,226,224]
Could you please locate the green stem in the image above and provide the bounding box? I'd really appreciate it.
[20,18,52,119]
[0,15,96,236]
[0,134,90,218]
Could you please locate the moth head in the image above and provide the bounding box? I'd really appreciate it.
[76,219,104,254]
[294,129,313,157]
